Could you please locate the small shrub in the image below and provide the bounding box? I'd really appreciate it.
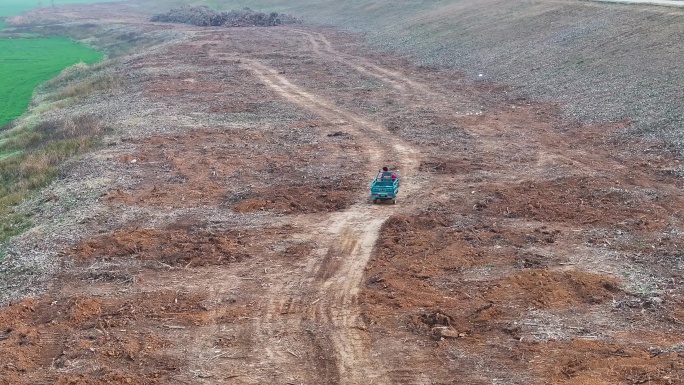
[31,115,104,144]
[151,6,301,27]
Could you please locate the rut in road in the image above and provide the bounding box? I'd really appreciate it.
[291,30,433,97]
[233,46,421,384]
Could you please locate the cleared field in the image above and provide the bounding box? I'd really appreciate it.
[0,2,683,384]
[0,37,102,127]
[168,0,682,153]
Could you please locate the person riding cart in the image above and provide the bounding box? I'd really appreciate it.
[370,167,399,204]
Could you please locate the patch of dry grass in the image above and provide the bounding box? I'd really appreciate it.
[0,21,170,243]
[0,116,105,242]
[38,61,124,103]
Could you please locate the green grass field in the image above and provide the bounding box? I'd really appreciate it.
[0,2,37,17]
[0,37,103,127]
[0,0,124,17]
[0,0,113,241]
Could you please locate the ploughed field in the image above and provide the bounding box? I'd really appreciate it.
[1,3,684,385]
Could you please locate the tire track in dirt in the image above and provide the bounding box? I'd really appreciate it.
[241,57,407,155]
[235,53,422,383]
[290,29,617,177]
[291,30,434,97]
[190,33,424,380]
[246,28,672,384]
[320,214,388,383]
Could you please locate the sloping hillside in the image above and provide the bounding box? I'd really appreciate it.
[1,1,683,384]
[175,0,684,152]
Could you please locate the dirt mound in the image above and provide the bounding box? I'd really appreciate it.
[0,296,187,385]
[72,229,249,266]
[150,6,300,27]
[233,184,358,214]
[530,339,684,384]
[478,177,669,230]
[70,225,307,267]
[488,269,622,308]
[419,158,490,174]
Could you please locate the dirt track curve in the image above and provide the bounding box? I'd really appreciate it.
[3,4,684,385]
[231,31,422,384]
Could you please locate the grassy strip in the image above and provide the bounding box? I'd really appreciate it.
[0,20,171,244]
[0,0,126,18]
[0,151,22,161]
[0,37,104,243]
[41,62,123,103]
[0,37,103,127]
[0,116,105,242]
[0,3,38,18]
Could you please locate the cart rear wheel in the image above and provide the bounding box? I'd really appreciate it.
[392,199,396,205]
[373,198,378,204]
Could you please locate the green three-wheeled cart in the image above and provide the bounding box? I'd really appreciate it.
[370,170,399,204]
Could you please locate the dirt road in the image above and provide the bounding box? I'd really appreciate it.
[2,5,684,385]
[593,0,684,7]
[222,31,422,384]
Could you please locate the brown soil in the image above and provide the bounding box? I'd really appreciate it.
[106,129,362,212]
[2,4,684,385]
